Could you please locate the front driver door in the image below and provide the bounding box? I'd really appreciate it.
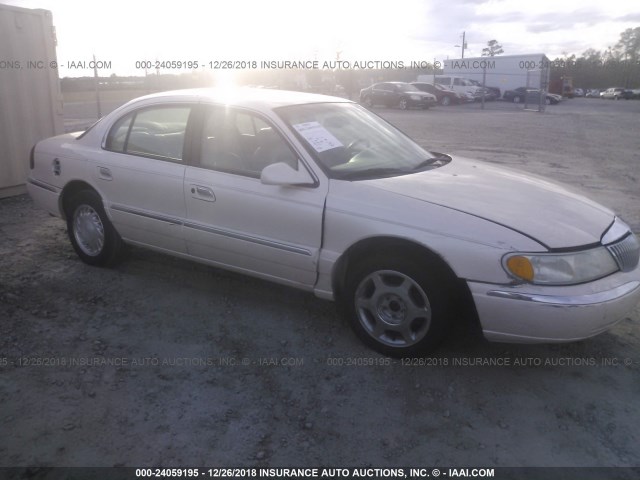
[183,105,327,287]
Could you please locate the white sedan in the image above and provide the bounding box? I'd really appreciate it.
[28,88,640,356]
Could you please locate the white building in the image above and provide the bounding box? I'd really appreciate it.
[443,53,551,96]
[0,4,63,197]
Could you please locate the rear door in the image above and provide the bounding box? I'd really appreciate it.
[92,104,196,252]
[183,104,327,287]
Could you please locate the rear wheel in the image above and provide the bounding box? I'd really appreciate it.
[513,96,521,103]
[363,96,373,108]
[66,190,123,266]
[342,254,453,357]
[441,96,451,106]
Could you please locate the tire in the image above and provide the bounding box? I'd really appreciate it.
[441,96,451,106]
[342,254,453,357]
[545,97,551,105]
[363,96,373,108]
[66,189,123,266]
[398,98,408,110]
[513,96,521,103]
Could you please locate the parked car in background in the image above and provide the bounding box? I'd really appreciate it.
[601,87,627,100]
[411,82,463,106]
[503,87,561,104]
[359,82,437,110]
[628,89,640,99]
[573,88,584,97]
[418,75,483,101]
[585,89,602,98]
[477,88,499,101]
[546,92,563,104]
[467,80,501,101]
[27,88,640,356]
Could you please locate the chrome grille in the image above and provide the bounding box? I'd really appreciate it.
[607,233,640,272]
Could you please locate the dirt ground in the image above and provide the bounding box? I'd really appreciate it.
[0,97,639,470]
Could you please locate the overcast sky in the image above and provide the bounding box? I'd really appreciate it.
[5,0,639,77]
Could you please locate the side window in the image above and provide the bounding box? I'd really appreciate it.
[105,114,133,152]
[199,107,298,178]
[453,78,462,86]
[435,77,449,86]
[105,106,191,162]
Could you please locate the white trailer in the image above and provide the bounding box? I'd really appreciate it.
[443,53,551,98]
[0,4,63,198]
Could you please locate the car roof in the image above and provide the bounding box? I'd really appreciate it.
[124,87,352,111]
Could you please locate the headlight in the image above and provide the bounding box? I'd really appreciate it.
[503,247,618,285]
[410,95,421,101]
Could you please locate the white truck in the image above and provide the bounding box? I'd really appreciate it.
[442,53,551,99]
[415,74,483,101]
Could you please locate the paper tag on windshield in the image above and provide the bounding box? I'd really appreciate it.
[292,121,343,153]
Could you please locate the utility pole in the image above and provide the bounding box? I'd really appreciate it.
[462,31,466,59]
[455,32,467,59]
[93,54,101,118]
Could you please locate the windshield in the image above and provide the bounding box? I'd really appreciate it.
[276,103,446,180]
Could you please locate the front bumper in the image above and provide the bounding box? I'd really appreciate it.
[469,269,640,343]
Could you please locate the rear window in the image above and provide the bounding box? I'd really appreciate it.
[76,118,104,139]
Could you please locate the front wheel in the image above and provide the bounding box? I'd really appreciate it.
[362,96,373,108]
[513,96,521,103]
[441,96,451,106]
[398,98,409,110]
[342,255,452,356]
[66,190,123,266]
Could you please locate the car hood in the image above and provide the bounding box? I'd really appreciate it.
[360,157,614,249]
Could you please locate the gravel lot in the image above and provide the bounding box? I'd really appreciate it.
[1,96,639,471]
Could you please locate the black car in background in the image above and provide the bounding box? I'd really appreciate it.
[411,82,462,106]
[359,82,437,109]
[503,87,561,104]
[467,80,501,101]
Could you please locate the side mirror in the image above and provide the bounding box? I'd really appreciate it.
[260,162,315,186]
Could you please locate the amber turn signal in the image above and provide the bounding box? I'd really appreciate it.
[506,256,534,281]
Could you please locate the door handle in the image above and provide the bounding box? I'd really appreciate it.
[190,184,216,202]
[98,166,112,181]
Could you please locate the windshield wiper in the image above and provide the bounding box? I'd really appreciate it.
[336,167,409,180]
[412,154,452,171]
